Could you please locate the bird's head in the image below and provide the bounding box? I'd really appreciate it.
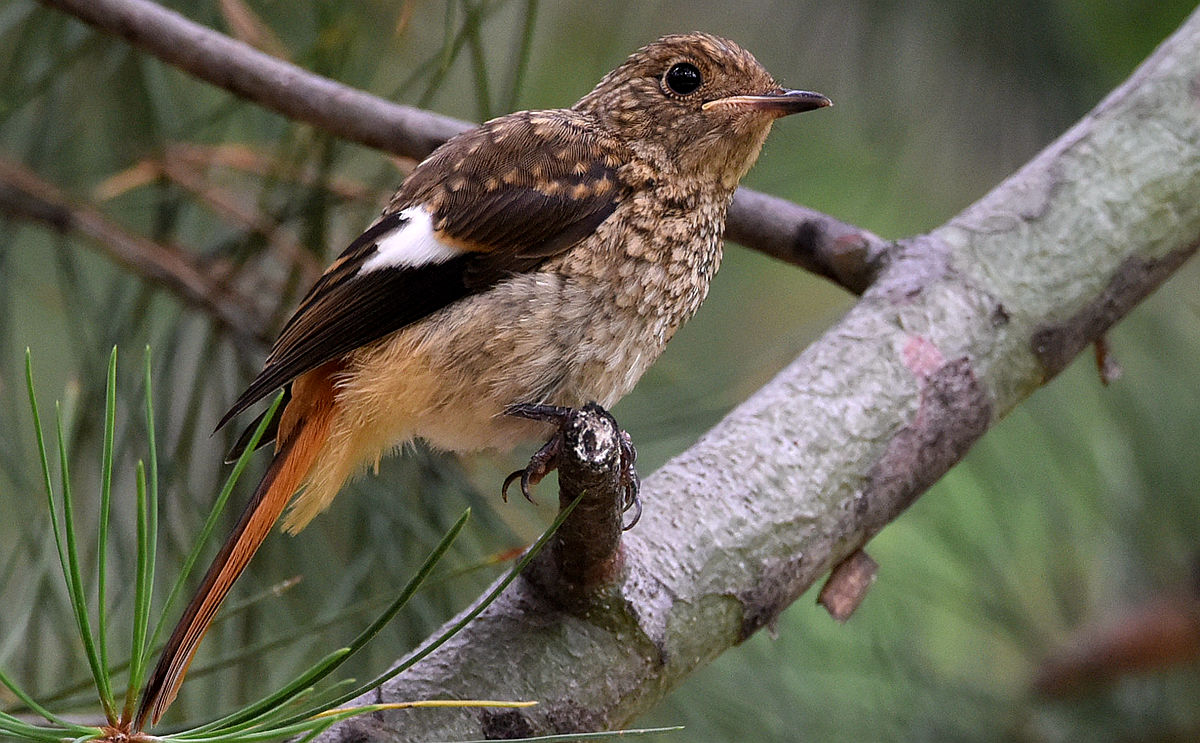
[575,33,830,187]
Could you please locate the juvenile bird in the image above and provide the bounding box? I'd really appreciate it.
[137,32,829,726]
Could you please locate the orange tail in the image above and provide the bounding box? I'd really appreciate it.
[135,379,334,729]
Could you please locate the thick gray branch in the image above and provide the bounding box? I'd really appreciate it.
[312,8,1200,741]
[35,0,888,294]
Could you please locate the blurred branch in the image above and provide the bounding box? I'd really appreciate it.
[95,146,327,284]
[1034,592,1200,698]
[36,0,468,174]
[36,0,887,294]
[725,188,888,294]
[309,8,1200,741]
[0,157,269,345]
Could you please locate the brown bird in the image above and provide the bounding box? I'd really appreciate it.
[136,32,829,727]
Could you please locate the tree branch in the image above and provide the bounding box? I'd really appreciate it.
[35,0,888,294]
[520,404,628,605]
[724,188,889,294]
[304,8,1200,741]
[0,157,270,345]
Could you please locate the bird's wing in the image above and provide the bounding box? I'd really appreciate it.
[217,111,630,431]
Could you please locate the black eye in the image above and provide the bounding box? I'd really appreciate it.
[663,62,703,96]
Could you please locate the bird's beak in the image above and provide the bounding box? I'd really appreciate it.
[702,89,832,117]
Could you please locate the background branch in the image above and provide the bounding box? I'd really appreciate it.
[0,157,269,345]
[35,0,888,295]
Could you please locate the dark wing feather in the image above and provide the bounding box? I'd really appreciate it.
[218,110,631,432]
[395,110,627,259]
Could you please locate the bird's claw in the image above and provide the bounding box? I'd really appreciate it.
[502,429,563,504]
[504,403,575,424]
[502,402,642,530]
[502,403,574,504]
[618,429,641,530]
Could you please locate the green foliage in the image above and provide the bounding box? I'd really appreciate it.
[4,349,566,741]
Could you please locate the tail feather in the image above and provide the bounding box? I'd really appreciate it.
[136,390,334,728]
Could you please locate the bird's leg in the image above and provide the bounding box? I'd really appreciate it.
[502,403,641,530]
[503,404,572,503]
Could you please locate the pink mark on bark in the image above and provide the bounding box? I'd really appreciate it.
[901,335,945,379]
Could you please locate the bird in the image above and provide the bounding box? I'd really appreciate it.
[135,31,829,727]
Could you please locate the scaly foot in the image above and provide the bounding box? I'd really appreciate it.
[503,402,641,531]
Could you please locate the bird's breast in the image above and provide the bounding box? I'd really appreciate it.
[563,180,729,327]
[541,181,732,401]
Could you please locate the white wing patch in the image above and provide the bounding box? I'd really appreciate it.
[360,207,463,273]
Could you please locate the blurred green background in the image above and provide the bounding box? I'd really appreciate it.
[3,0,1200,740]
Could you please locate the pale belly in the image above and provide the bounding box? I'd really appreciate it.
[332,270,662,454]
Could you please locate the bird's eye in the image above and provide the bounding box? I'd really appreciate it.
[663,62,703,96]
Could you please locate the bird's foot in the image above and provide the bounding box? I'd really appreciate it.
[503,402,642,530]
[502,404,571,504]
